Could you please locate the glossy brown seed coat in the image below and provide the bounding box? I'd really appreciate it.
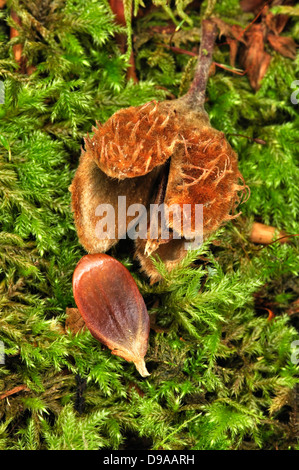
[73,253,150,376]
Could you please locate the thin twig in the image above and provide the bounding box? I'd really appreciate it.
[213,62,247,76]
[227,133,267,145]
[158,43,197,57]
[235,1,270,42]
[0,385,29,400]
[253,234,298,251]
[185,19,218,107]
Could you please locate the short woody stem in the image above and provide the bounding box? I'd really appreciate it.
[185,19,217,108]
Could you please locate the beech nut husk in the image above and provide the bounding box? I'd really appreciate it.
[72,253,150,377]
[69,20,249,282]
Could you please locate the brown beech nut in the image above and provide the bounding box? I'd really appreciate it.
[249,222,289,245]
[72,253,150,377]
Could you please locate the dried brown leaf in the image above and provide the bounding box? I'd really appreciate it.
[267,33,297,59]
[240,0,265,12]
[240,24,271,90]
[227,37,239,67]
[65,307,86,334]
[264,9,289,35]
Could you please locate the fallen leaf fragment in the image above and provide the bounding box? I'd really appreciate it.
[0,385,29,400]
[73,254,150,377]
[266,308,276,321]
[263,8,289,35]
[240,0,265,12]
[227,37,239,67]
[267,33,297,59]
[216,2,296,91]
[286,299,299,316]
[65,307,86,334]
[240,24,271,91]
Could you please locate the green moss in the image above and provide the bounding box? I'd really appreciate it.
[0,0,298,451]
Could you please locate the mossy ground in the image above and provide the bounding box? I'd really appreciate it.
[0,0,298,450]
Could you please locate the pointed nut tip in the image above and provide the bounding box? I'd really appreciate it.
[134,358,150,378]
